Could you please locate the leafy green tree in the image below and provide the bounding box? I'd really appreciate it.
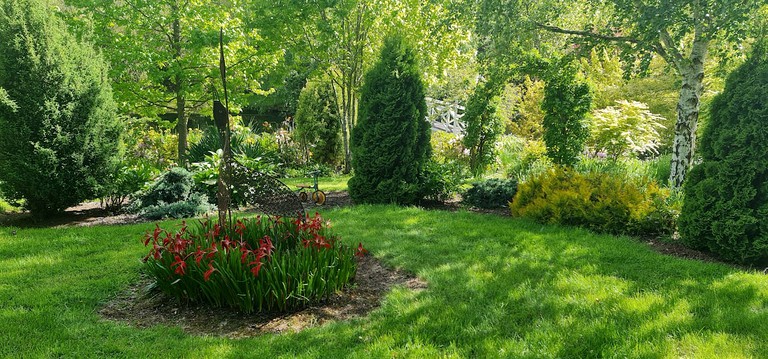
[348,34,430,204]
[498,76,545,140]
[0,0,121,215]
[476,0,761,187]
[678,44,768,265]
[541,70,592,167]
[294,79,342,167]
[65,0,279,166]
[462,79,505,176]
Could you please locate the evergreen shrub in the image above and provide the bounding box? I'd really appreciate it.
[348,34,430,204]
[511,168,678,236]
[130,167,212,219]
[294,79,342,166]
[679,45,768,265]
[541,71,592,167]
[0,0,121,215]
[462,178,519,209]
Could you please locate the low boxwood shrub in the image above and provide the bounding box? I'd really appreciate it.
[142,213,365,313]
[462,178,518,209]
[129,167,212,219]
[510,167,678,236]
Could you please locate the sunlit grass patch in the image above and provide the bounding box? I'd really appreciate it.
[1,205,767,357]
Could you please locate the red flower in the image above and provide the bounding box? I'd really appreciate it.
[259,235,274,257]
[172,255,187,275]
[235,220,246,236]
[221,235,233,250]
[206,242,218,259]
[193,246,205,264]
[152,243,164,260]
[153,224,162,240]
[249,260,263,277]
[355,243,368,257]
[240,248,251,263]
[203,262,217,281]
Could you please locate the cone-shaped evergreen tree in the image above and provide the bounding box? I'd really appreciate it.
[294,79,342,166]
[0,0,121,215]
[679,43,768,265]
[348,34,430,204]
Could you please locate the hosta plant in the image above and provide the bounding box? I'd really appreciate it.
[142,213,365,313]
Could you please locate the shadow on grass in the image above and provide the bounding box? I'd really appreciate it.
[2,205,768,357]
[313,205,768,357]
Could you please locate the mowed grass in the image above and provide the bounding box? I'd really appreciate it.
[1,205,768,357]
[281,175,350,192]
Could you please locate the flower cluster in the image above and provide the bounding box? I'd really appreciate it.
[142,213,365,313]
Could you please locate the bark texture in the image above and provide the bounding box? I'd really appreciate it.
[668,36,708,188]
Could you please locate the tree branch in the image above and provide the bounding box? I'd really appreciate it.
[658,29,685,71]
[534,22,643,45]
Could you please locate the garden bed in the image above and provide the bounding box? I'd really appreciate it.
[100,254,426,338]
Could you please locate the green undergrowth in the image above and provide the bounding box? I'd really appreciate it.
[1,206,767,357]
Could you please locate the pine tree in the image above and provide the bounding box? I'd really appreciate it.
[348,34,430,204]
[0,0,121,215]
[679,43,768,265]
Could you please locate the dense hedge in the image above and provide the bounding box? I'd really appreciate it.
[679,45,768,265]
[462,178,518,209]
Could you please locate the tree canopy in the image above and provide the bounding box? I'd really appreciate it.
[473,0,763,187]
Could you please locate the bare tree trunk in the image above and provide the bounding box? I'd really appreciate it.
[172,4,187,167]
[176,95,187,167]
[669,36,708,188]
[340,85,352,173]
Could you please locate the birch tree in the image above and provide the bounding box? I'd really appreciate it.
[476,0,760,187]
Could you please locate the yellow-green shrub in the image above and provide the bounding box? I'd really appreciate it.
[510,168,678,236]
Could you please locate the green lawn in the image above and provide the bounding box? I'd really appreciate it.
[1,206,767,357]
[281,175,351,192]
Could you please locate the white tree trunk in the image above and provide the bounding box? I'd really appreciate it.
[669,37,708,188]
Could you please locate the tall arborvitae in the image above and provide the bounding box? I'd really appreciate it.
[0,0,121,215]
[679,43,768,265]
[348,34,430,204]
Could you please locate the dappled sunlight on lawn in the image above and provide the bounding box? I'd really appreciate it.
[323,205,768,357]
[1,205,768,357]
